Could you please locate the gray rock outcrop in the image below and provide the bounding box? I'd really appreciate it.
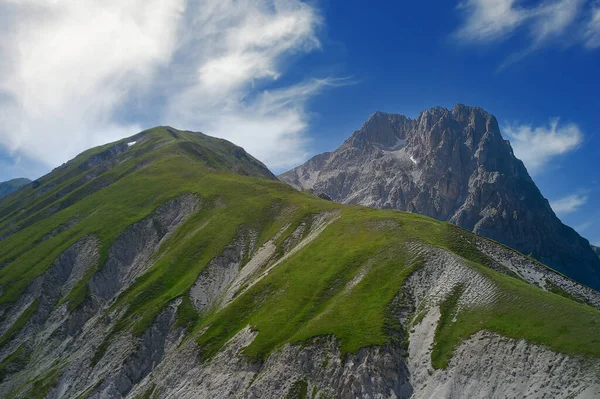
[280,105,600,290]
[88,194,200,300]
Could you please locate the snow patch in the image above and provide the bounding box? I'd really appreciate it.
[410,155,417,164]
[127,141,137,147]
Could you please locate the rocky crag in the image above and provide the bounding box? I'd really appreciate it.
[280,105,600,291]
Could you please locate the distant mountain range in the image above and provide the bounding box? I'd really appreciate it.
[1,127,599,398]
[281,105,600,290]
[0,178,31,199]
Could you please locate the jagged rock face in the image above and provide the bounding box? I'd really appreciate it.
[593,245,600,259]
[0,178,31,199]
[280,105,600,290]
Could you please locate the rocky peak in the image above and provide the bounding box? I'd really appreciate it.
[415,105,501,149]
[347,105,505,156]
[280,104,600,290]
[346,111,415,149]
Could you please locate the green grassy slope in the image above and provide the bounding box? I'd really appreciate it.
[1,127,599,372]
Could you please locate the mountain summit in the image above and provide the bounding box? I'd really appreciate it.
[280,105,600,290]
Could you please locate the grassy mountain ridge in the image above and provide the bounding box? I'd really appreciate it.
[0,127,599,398]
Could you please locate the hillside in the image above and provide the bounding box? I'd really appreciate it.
[0,178,31,199]
[280,105,600,291]
[0,127,599,398]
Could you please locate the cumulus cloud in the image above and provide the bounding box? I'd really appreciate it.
[550,194,588,215]
[453,0,597,63]
[0,0,184,166]
[503,119,583,173]
[0,0,332,175]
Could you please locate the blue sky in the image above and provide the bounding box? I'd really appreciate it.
[0,0,598,245]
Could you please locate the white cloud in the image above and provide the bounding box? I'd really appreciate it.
[585,3,600,48]
[550,194,588,215]
[0,0,331,175]
[0,0,184,166]
[530,0,584,44]
[503,119,583,173]
[454,0,591,59]
[455,0,530,42]
[164,0,331,170]
[172,78,345,169]
[575,220,593,233]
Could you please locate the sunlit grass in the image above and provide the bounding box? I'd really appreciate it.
[1,126,599,374]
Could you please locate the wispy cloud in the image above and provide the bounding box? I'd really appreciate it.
[503,119,583,174]
[454,0,532,42]
[585,3,600,48]
[575,220,593,233]
[453,0,596,65]
[0,0,335,174]
[550,194,588,215]
[164,0,342,170]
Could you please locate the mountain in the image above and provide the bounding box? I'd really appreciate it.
[0,178,31,199]
[1,126,599,398]
[280,105,600,291]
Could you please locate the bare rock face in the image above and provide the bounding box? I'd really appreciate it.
[189,230,254,313]
[88,194,200,300]
[593,245,600,259]
[280,105,600,290]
